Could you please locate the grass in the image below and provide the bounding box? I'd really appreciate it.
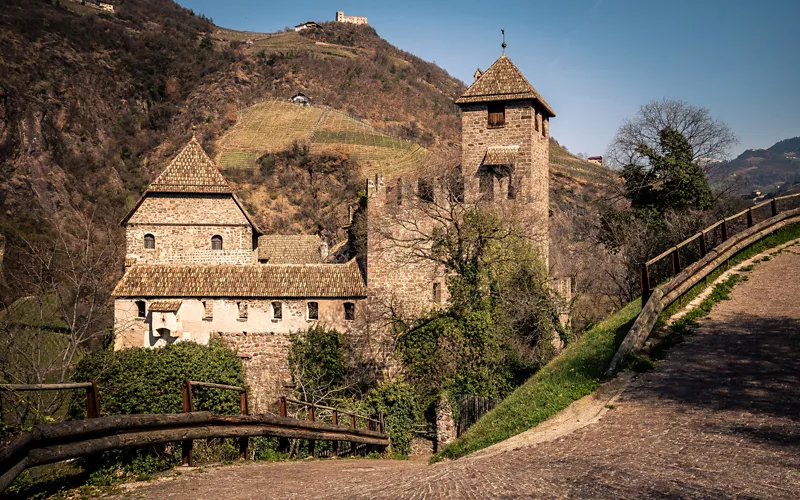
[432,299,642,462]
[434,223,800,463]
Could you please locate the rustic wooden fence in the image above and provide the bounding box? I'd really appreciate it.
[607,193,800,376]
[0,383,388,494]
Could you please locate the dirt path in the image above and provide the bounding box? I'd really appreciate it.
[115,248,800,499]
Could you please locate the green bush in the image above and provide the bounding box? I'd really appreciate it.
[71,340,245,417]
[361,380,417,456]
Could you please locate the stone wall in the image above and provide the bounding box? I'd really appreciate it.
[435,396,456,452]
[460,100,550,265]
[125,193,255,265]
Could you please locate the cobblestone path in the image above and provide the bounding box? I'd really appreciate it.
[117,248,800,499]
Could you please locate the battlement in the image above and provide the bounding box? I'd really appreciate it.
[335,11,368,25]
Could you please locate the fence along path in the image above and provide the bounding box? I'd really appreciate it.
[0,381,388,494]
[607,192,800,376]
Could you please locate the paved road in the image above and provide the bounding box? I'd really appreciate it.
[117,247,800,499]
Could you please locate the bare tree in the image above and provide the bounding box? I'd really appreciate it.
[607,98,738,171]
[0,214,121,428]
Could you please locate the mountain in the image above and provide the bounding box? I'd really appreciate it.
[0,0,614,249]
[717,136,800,195]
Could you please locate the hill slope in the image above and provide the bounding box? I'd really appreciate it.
[717,136,800,194]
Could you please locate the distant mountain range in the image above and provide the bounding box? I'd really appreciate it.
[717,136,800,195]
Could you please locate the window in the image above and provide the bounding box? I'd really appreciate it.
[211,235,223,250]
[432,283,442,303]
[237,302,248,320]
[307,301,319,320]
[136,300,146,318]
[272,301,282,320]
[488,102,505,128]
[144,234,155,249]
[479,173,494,200]
[418,178,435,203]
[203,300,213,320]
[344,302,355,321]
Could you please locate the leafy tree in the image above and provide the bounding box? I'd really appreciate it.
[622,127,713,213]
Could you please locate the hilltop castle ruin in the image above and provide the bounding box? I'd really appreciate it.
[335,11,368,25]
[112,50,553,412]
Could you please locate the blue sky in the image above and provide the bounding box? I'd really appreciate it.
[176,0,800,158]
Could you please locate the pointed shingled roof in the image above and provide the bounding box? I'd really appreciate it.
[149,136,232,194]
[455,55,555,117]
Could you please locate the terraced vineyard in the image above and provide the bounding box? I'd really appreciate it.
[217,100,429,176]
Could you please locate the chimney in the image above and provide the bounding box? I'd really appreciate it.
[473,68,483,81]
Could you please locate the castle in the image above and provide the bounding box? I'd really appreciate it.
[112,50,553,412]
[335,11,368,25]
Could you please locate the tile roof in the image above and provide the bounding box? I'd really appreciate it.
[149,300,183,313]
[112,260,366,298]
[484,146,520,165]
[455,55,555,116]
[258,235,324,264]
[149,136,232,194]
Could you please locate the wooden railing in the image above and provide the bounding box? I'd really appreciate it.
[0,382,101,419]
[0,384,389,494]
[607,193,800,377]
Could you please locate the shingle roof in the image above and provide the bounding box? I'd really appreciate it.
[455,55,555,116]
[150,136,232,194]
[485,146,520,165]
[258,235,324,264]
[149,300,182,313]
[112,260,366,298]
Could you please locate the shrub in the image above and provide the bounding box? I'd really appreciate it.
[361,380,417,456]
[71,340,245,417]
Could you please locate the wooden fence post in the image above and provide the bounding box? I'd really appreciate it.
[721,220,728,242]
[747,207,754,228]
[181,380,193,466]
[332,410,339,457]
[698,231,707,258]
[671,248,681,277]
[278,396,289,453]
[640,263,651,304]
[86,380,100,419]
[308,405,316,458]
[350,414,357,456]
[238,390,249,460]
[771,199,778,216]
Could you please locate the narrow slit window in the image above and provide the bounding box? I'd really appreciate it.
[144,234,155,250]
[203,300,213,320]
[211,235,223,250]
[432,283,442,303]
[272,301,282,320]
[488,102,505,128]
[344,302,355,321]
[136,300,146,318]
[307,302,319,320]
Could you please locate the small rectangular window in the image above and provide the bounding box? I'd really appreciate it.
[203,300,213,320]
[418,178,435,203]
[308,302,319,320]
[136,300,146,318]
[237,302,248,320]
[272,301,282,320]
[432,283,442,303]
[488,102,505,128]
[344,302,355,321]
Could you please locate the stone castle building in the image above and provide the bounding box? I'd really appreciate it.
[112,51,553,412]
[335,11,368,25]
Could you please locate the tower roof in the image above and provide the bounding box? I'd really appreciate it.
[149,136,232,194]
[455,55,555,117]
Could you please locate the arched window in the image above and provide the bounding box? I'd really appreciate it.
[144,234,155,250]
[211,235,223,250]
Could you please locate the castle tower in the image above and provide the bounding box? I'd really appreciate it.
[455,53,555,265]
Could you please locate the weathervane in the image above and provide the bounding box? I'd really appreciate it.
[501,29,507,55]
